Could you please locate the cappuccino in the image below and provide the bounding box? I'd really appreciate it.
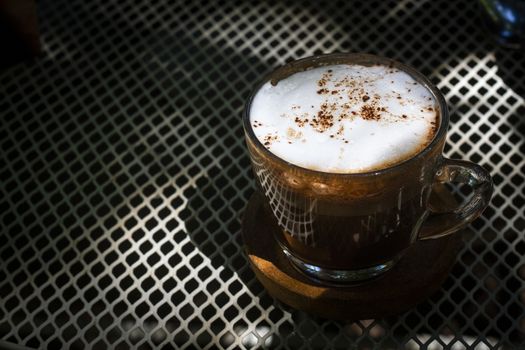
[244,54,492,283]
[250,64,438,173]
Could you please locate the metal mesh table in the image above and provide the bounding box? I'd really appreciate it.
[1,0,524,349]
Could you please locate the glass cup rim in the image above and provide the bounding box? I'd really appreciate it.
[243,52,449,177]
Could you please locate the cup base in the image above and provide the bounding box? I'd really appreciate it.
[242,191,461,320]
[280,245,397,284]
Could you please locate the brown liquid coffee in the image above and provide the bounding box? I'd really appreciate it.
[247,132,444,270]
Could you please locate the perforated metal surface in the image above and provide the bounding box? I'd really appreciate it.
[1,0,524,349]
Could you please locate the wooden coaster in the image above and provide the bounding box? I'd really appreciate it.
[242,187,462,321]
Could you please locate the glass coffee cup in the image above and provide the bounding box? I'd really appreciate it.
[243,53,493,284]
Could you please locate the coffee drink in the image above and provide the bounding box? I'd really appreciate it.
[244,53,492,283]
[250,64,438,173]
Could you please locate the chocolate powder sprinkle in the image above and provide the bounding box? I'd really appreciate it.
[317,71,333,88]
[294,116,308,127]
[263,133,279,148]
[298,70,432,135]
[310,102,336,132]
[252,120,263,128]
[360,104,381,121]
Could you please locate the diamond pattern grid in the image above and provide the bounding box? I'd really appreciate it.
[0,0,524,349]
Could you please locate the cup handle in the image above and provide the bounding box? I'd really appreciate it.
[419,158,493,240]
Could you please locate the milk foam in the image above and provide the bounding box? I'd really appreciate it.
[249,64,438,173]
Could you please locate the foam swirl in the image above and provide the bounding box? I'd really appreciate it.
[250,64,438,173]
